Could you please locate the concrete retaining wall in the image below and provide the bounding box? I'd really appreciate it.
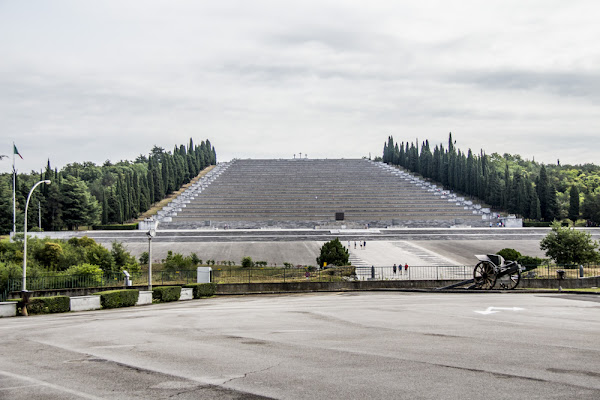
[0,302,17,317]
[70,295,101,312]
[179,288,193,300]
[522,277,600,289]
[136,291,153,306]
[216,279,457,294]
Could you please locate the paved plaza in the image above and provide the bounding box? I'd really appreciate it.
[1,292,599,399]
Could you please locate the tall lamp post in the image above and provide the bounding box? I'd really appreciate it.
[146,220,159,291]
[22,180,51,315]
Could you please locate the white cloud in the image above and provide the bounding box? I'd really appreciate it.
[1,0,599,173]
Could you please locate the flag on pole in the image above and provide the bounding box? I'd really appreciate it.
[14,144,23,159]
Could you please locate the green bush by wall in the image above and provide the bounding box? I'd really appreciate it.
[23,296,70,315]
[93,289,139,309]
[183,283,217,299]
[152,286,181,302]
[92,223,138,230]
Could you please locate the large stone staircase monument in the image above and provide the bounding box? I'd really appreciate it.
[155,158,491,229]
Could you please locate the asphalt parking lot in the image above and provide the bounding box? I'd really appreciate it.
[1,292,599,399]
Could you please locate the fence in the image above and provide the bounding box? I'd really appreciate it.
[521,264,600,279]
[2,264,599,300]
[1,270,198,301]
[211,265,474,283]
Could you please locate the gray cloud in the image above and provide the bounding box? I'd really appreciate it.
[450,69,600,99]
[1,0,600,173]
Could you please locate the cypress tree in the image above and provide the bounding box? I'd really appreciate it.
[132,171,140,215]
[162,158,170,195]
[147,159,155,204]
[546,184,558,221]
[101,189,108,225]
[568,185,580,222]
[537,165,549,220]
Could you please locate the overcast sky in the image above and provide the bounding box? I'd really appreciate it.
[1,0,599,174]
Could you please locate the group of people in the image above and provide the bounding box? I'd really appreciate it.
[348,241,367,250]
[392,263,408,274]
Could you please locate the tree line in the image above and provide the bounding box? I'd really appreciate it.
[0,138,216,234]
[382,133,600,224]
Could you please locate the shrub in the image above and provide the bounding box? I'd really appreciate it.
[152,286,181,302]
[518,255,544,269]
[34,242,64,271]
[497,248,522,262]
[25,296,70,315]
[111,242,139,272]
[241,257,254,268]
[523,221,552,227]
[162,251,195,271]
[139,251,149,265]
[92,224,138,230]
[316,238,350,267]
[184,283,217,299]
[93,289,139,309]
[61,263,103,287]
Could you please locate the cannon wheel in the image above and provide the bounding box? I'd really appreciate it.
[473,261,497,290]
[497,269,521,290]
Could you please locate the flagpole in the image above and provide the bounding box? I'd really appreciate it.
[13,142,16,236]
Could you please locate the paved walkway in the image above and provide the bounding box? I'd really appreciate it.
[2,292,599,399]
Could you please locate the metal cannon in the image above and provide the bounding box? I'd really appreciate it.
[438,254,523,290]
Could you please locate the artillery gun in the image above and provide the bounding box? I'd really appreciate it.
[438,254,523,290]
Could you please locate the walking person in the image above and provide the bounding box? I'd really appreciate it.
[393,264,397,274]
[354,241,357,249]
[404,263,409,274]
[363,240,366,249]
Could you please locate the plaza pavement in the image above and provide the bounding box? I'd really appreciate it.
[1,292,599,399]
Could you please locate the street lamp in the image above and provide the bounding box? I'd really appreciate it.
[22,180,51,313]
[146,220,159,291]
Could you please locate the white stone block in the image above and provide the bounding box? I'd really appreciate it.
[0,302,17,318]
[70,295,101,312]
[136,291,153,306]
[180,288,193,301]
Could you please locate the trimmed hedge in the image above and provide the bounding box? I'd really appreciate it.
[152,286,181,302]
[183,283,217,299]
[92,223,138,230]
[93,289,139,309]
[19,296,70,315]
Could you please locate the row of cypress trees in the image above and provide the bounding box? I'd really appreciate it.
[382,134,559,221]
[101,138,216,225]
[0,138,216,233]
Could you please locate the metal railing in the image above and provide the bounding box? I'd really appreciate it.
[2,263,598,300]
[1,270,198,300]
[521,264,600,279]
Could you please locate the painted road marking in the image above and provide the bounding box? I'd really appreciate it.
[475,307,525,315]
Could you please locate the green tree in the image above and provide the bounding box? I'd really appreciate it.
[539,222,600,265]
[316,238,350,267]
[60,176,100,229]
[110,241,138,272]
[496,248,522,262]
[568,186,580,222]
[0,177,12,235]
[34,242,64,271]
[241,256,254,268]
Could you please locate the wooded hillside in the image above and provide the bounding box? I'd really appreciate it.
[382,134,600,225]
[0,138,216,234]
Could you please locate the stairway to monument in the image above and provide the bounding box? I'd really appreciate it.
[157,159,491,229]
